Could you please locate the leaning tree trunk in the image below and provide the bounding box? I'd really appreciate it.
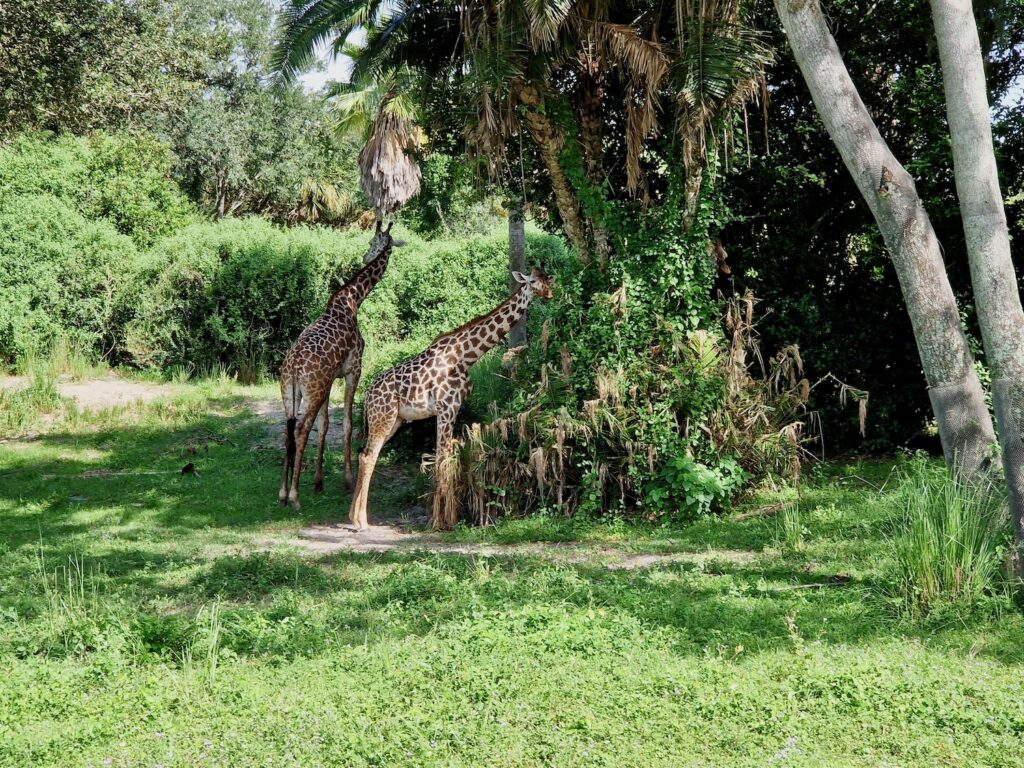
[508,205,528,347]
[931,0,1024,550]
[774,0,996,477]
[516,82,591,263]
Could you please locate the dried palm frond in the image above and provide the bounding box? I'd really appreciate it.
[359,95,424,215]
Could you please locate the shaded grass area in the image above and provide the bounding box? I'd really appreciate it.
[1,384,1024,767]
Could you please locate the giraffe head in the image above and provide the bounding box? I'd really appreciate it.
[364,220,403,264]
[512,266,554,300]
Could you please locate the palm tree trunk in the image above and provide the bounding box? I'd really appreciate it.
[516,83,590,263]
[682,165,703,232]
[931,0,1024,552]
[774,0,996,477]
[508,205,528,347]
[578,70,612,264]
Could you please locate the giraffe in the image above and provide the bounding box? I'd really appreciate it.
[279,220,399,510]
[348,266,553,530]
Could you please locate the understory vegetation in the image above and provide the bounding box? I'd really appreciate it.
[1,386,1022,767]
[0,132,566,386]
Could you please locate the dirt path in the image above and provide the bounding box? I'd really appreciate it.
[2,378,760,569]
[0,375,179,410]
[277,520,757,570]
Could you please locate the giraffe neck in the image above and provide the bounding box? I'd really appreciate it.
[441,285,533,366]
[330,247,391,311]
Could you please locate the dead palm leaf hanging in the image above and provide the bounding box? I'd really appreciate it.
[357,90,424,216]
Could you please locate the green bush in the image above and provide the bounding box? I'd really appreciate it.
[0,193,140,366]
[0,132,196,247]
[124,219,562,379]
[124,218,366,375]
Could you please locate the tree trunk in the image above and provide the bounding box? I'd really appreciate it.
[682,165,703,232]
[774,0,996,477]
[931,0,1024,549]
[508,206,528,347]
[578,69,612,265]
[516,82,590,263]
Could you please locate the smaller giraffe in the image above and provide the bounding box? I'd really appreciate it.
[279,221,399,510]
[349,266,553,530]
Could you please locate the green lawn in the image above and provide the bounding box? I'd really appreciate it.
[1,382,1023,767]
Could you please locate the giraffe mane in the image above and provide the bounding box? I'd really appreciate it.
[430,289,524,345]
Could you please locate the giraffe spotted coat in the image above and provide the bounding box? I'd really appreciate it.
[348,266,553,530]
[278,222,398,510]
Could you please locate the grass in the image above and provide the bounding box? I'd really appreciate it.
[889,462,1011,617]
[1,381,1024,766]
[0,373,69,434]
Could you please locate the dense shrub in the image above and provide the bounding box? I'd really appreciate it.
[124,218,564,379]
[0,132,197,247]
[124,218,366,375]
[0,193,140,366]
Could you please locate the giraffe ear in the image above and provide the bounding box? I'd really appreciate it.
[512,271,529,284]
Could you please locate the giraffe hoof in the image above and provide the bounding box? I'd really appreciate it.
[313,481,324,494]
[278,498,287,507]
[290,499,302,511]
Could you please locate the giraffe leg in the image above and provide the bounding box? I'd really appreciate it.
[342,367,359,489]
[349,416,401,531]
[280,377,300,506]
[312,394,330,494]
[288,395,323,511]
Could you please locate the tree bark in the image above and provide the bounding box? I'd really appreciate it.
[508,206,528,347]
[774,0,996,477]
[931,0,1024,548]
[516,82,591,263]
[577,68,613,265]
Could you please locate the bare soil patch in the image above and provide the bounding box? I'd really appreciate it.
[277,522,757,570]
[0,375,179,410]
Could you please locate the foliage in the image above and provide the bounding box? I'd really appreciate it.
[402,152,503,237]
[723,0,1024,450]
[0,132,197,247]
[446,176,826,524]
[889,460,1011,617]
[164,0,363,220]
[0,0,207,137]
[648,454,747,518]
[0,193,141,367]
[0,0,365,224]
[2,397,1024,766]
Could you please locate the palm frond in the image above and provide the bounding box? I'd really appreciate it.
[272,0,382,82]
[524,0,576,49]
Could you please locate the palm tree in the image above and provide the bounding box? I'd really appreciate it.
[274,0,772,250]
[273,1,433,214]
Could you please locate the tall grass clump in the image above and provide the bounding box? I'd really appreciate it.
[0,373,68,435]
[890,463,1010,616]
[774,503,807,554]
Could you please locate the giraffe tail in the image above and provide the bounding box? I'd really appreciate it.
[285,416,297,482]
[284,377,299,489]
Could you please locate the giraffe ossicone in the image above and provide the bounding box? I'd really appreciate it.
[278,220,399,510]
[348,266,554,531]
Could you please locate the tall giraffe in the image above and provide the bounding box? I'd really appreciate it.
[279,221,399,510]
[349,266,553,530]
